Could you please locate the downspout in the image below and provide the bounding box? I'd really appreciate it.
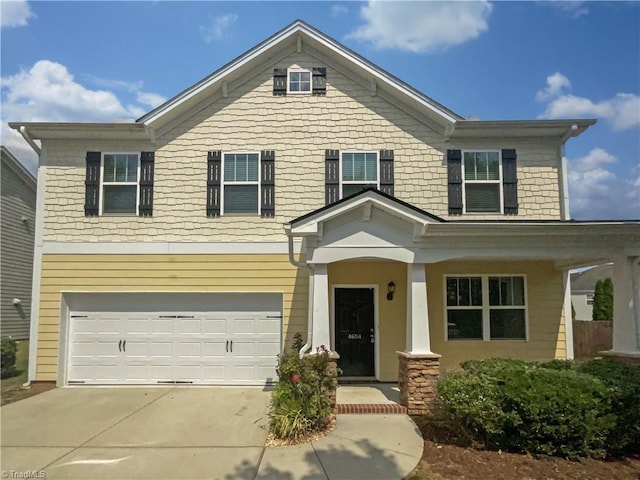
[286,230,314,357]
[18,126,42,156]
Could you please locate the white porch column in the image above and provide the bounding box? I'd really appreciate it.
[609,256,640,355]
[406,263,433,354]
[562,270,575,360]
[311,263,332,351]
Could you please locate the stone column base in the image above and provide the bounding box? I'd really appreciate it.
[326,352,340,414]
[397,351,441,415]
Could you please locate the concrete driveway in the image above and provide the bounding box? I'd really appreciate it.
[1,387,272,479]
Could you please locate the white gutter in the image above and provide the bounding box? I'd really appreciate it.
[18,126,42,155]
[286,231,314,357]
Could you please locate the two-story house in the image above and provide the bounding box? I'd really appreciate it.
[10,21,639,411]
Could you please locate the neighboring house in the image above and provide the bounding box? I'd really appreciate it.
[9,21,640,400]
[571,264,614,321]
[1,146,37,340]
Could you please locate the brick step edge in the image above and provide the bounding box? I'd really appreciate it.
[336,403,408,414]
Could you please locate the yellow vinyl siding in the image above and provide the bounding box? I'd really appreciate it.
[328,261,407,382]
[35,253,308,381]
[426,260,566,370]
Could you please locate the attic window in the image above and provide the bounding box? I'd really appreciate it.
[288,69,311,93]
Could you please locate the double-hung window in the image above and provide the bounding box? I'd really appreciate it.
[446,275,527,341]
[288,69,311,94]
[463,151,502,213]
[101,153,139,214]
[341,152,378,198]
[222,153,260,214]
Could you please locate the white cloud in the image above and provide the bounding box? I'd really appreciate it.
[536,72,640,131]
[136,91,166,109]
[535,72,571,102]
[346,0,492,53]
[545,1,589,19]
[1,60,165,173]
[200,13,238,43]
[1,0,35,28]
[568,149,640,220]
[331,4,348,17]
[83,74,144,92]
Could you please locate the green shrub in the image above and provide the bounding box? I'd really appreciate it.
[269,348,337,441]
[1,337,18,378]
[436,357,616,459]
[576,358,640,456]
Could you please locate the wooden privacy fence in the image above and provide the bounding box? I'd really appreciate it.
[573,320,612,358]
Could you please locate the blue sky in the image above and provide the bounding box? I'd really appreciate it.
[1,1,639,219]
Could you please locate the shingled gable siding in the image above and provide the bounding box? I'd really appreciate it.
[40,52,563,243]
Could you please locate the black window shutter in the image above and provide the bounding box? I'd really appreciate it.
[312,67,327,95]
[207,151,222,217]
[84,151,101,216]
[502,149,518,215]
[325,149,340,205]
[261,150,275,218]
[447,149,463,215]
[379,150,394,196]
[139,152,155,217]
[273,68,287,96]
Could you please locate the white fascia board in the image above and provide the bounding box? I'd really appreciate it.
[140,21,461,128]
[289,194,439,236]
[299,29,460,124]
[140,24,301,126]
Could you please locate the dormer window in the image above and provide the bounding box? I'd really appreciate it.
[288,69,311,93]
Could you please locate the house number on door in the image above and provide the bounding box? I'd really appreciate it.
[347,333,362,340]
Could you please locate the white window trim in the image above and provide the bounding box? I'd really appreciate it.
[221,151,261,216]
[461,149,503,214]
[287,68,312,94]
[339,151,380,199]
[443,274,529,342]
[99,152,140,216]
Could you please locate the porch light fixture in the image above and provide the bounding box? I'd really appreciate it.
[387,282,396,301]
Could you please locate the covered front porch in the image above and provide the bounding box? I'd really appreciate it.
[286,189,640,414]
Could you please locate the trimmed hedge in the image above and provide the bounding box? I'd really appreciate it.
[434,357,640,459]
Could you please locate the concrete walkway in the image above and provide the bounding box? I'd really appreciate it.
[1,386,423,480]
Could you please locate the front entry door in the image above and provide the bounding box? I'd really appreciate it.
[334,287,375,377]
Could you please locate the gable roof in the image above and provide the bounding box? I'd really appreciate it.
[138,19,463,133]
[287,187,445,236]
[1,146,36,191]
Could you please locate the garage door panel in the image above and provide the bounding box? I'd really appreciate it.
[177,318,202,335]
[201,365,226,383]
[202,318,227,334]
[148,342,173,357]
[201,342,227,357]
[68,299,282,385]
[176,341,202,356]
[151,319,174,335]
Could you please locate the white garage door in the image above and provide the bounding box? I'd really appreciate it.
[66,294,282,385]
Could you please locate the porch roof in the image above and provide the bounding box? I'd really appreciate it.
[285,188,640,268]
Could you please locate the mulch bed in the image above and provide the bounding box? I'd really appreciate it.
[410,416,640,480]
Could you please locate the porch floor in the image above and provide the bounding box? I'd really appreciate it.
[336,383,407,414]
